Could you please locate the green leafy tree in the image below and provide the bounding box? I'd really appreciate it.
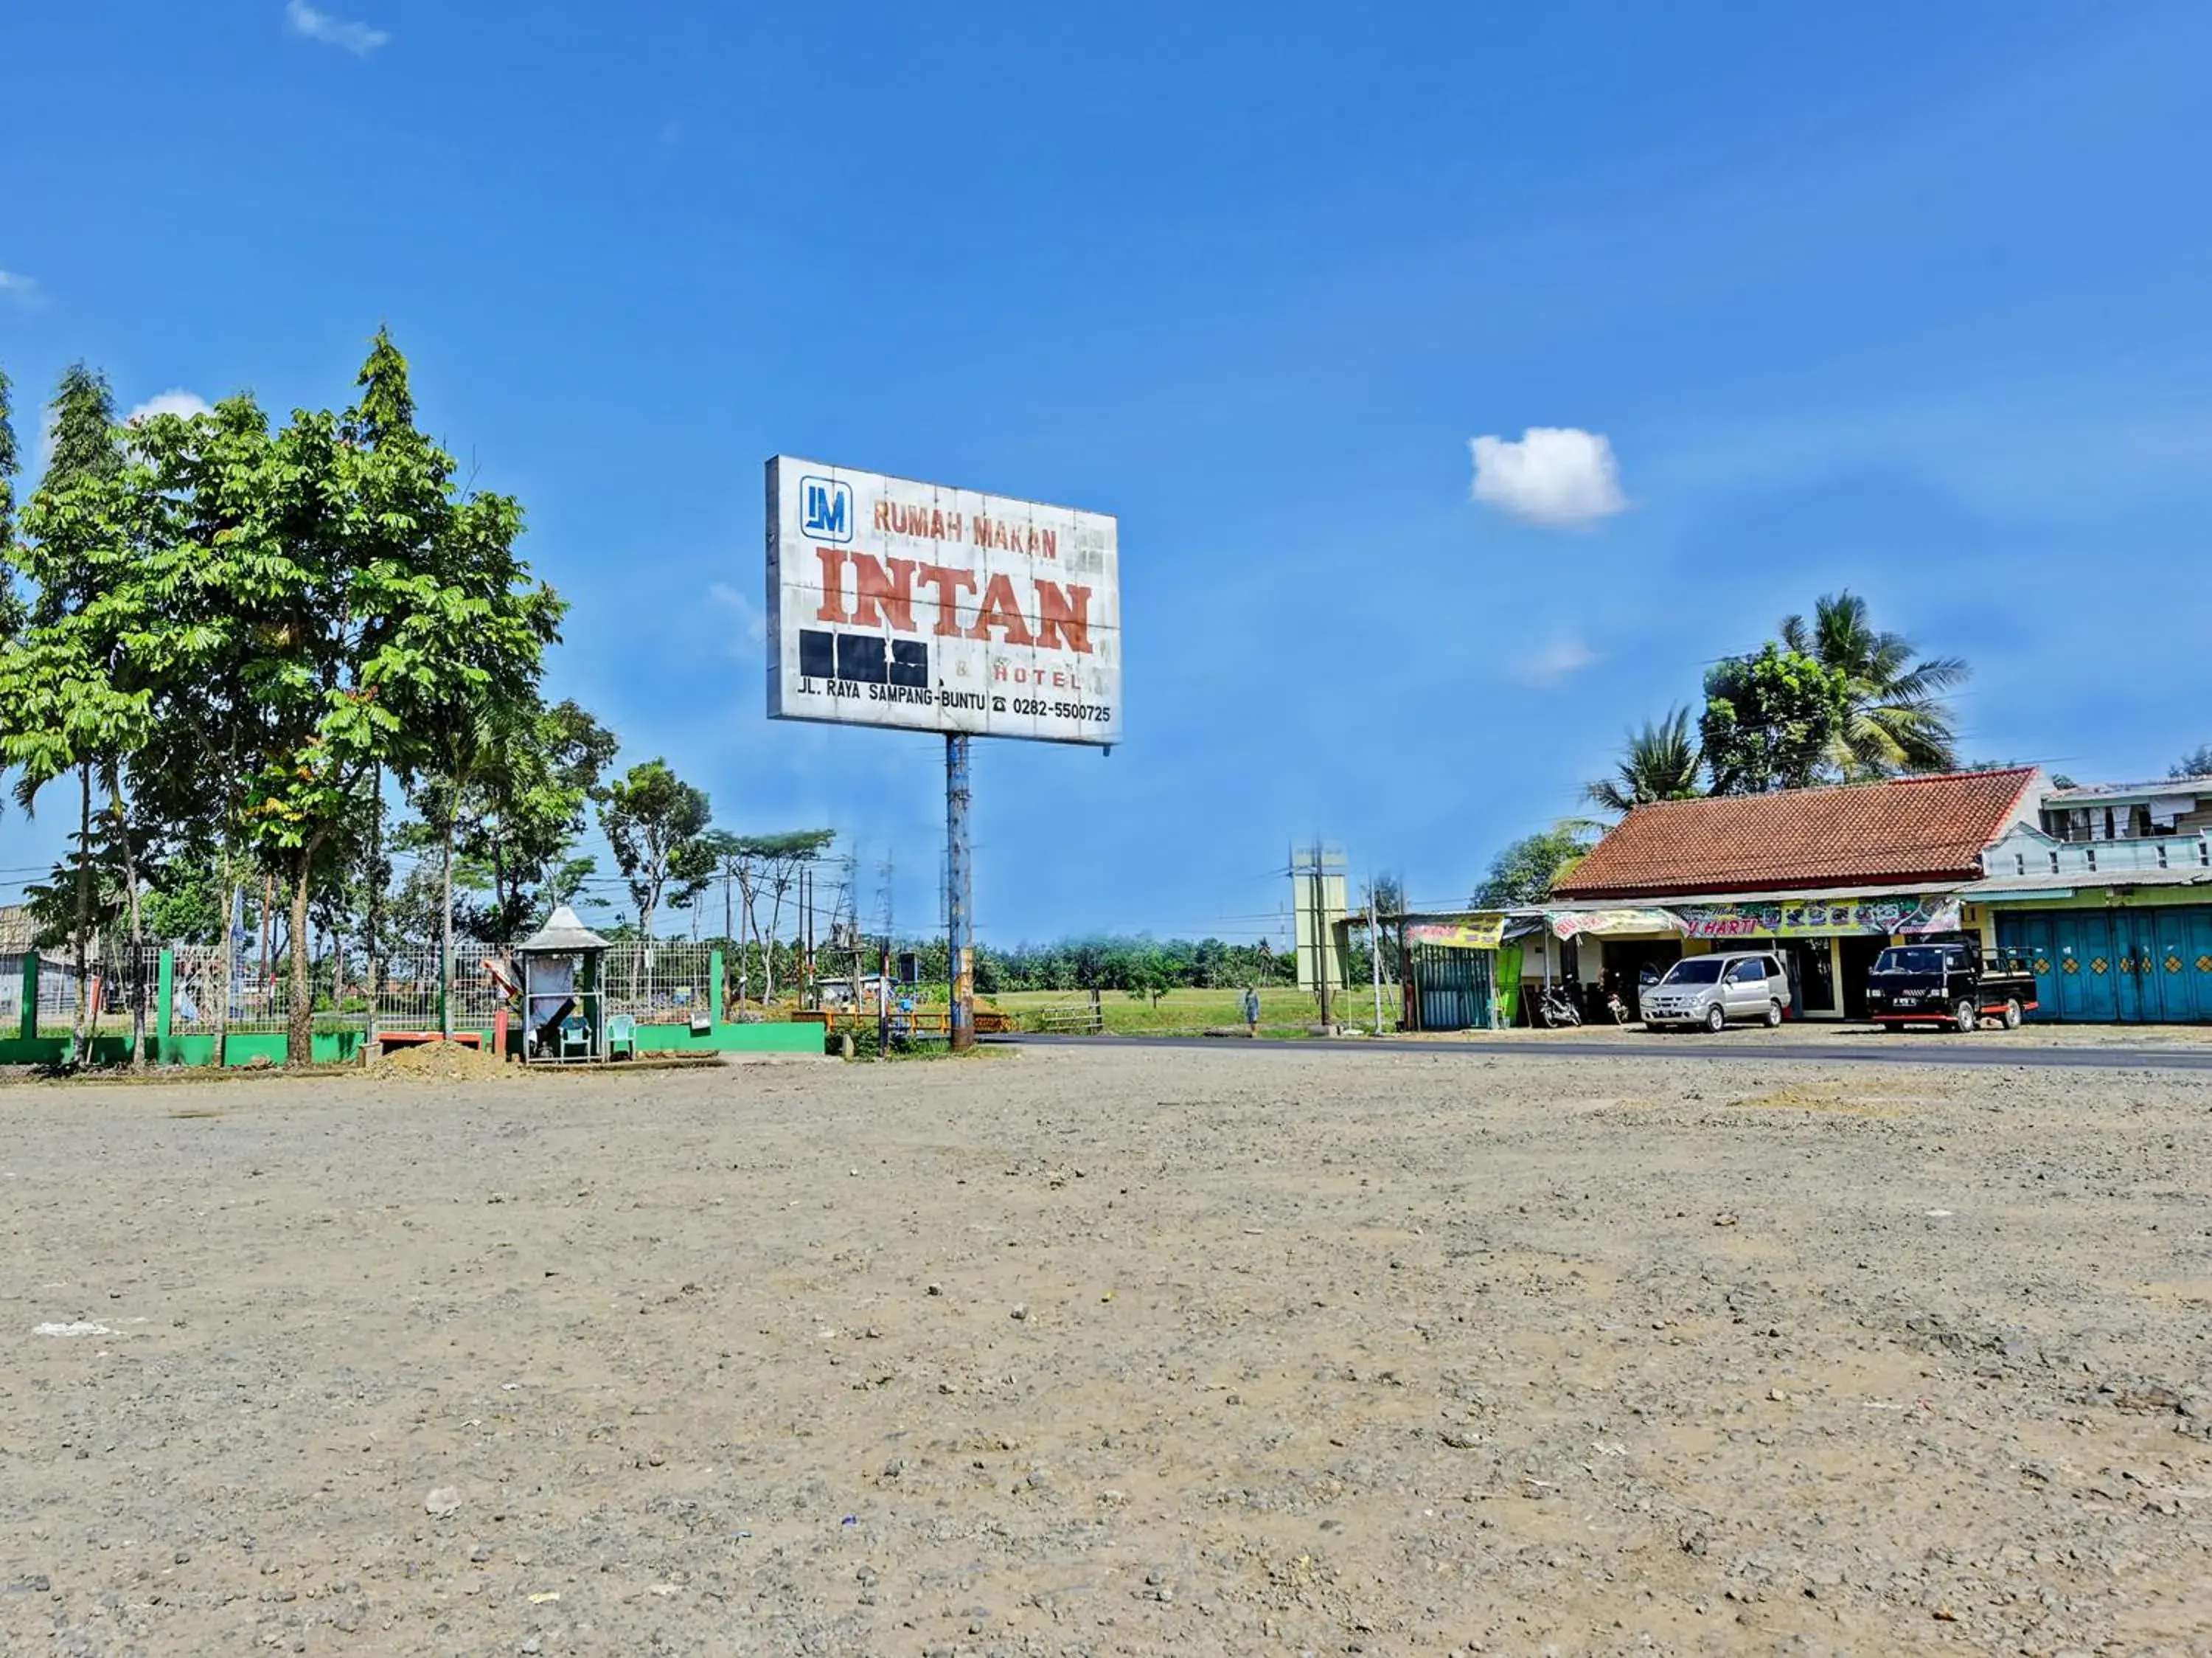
[1125,945,1177,1007]
[667,828,723,942]
[474,700,618,938]
[599,759,712,943]
[0,364,147,1063]
[296,336,555,1058]
[139,851,232,946]
[1779,592,1966,777]
[0,364,21,639]
[1472,822,1596,907]
[115,394,290,1062]
[345,330,563,1038]
[2173,745,2212,780]
[536,854,597,924]
[692,826,751,962]
[751,828,834,1001]
[1189,936,1227,989]
[685,827,832,1005]
[1586,706,1703,813]
[398,698,617,949]
[21,814,133,955]
[94,333,563,1064]
[1700,644,1851,795]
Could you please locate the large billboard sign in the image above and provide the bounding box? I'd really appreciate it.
[765,457,1121,746]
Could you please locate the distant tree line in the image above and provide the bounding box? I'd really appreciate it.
[865,936,1301,998]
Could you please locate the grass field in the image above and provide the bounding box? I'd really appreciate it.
[983,982,1394,1034]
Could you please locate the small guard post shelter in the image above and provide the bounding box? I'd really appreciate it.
[517,904,608,1063]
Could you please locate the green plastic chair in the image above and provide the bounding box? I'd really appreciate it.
[557,1016,592,1061]
[605,1013,636,1060]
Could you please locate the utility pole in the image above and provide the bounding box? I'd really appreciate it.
[842,851,860,1013]
[799,864,814,1008]
[877,847,894,1043]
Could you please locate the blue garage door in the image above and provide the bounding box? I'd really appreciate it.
[1997,912,2059,1022]
[1997,906,2212,1023]
[2141,906,2212,1023]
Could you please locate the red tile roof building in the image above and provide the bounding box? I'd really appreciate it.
[1552,768,2042,902]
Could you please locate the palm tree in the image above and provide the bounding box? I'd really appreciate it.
[1586,707,1703,814]
[1780,592,1966,778]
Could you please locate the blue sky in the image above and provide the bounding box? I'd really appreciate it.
[3,1,2208,945]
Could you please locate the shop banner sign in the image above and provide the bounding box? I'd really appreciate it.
[1408,916,1506,950]
[1548,908,1683,940]
[1673,895,1961,940]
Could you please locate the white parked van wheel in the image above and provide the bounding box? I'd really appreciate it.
[1764,1000,1783,1028]
[1705,1002,1727,1033]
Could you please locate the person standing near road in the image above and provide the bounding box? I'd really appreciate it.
[1242,985,1261,1037]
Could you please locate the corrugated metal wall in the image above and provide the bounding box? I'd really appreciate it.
[1409,946,1495,1030]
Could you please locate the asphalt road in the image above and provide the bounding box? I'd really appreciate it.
[1003,1031,2212,1072]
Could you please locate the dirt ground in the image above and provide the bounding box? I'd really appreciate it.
[3,1045,2210,1657]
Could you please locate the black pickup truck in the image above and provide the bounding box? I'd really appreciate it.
[1865,940,2039,1032]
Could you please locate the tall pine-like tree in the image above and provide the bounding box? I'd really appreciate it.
[227,330,562,1063]
[0,364,21,639]
[5,365,131,1063]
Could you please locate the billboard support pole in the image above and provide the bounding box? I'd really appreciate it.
[947,734,975,1051]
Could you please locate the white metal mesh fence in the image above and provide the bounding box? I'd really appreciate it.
[10,937,719,1044]
[101,947,159,1029]
[163,944,367,1036]
[164,945,225,1034]
[0,951,135,1038]
[0,954,95,1020]
[367,946,513,1032]
[602,940,714,1024]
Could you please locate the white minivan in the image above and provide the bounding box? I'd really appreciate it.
[1639,951,1788,1032]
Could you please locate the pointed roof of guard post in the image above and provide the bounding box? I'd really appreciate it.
[518,903,609,953]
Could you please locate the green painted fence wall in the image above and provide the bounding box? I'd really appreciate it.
[6,946,824,1068]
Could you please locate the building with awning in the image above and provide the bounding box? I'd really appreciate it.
[1397,906,1691,1028]
[1543,767,2046,1020]
[1394,765,2212,1028]
[1955,777,2212,1022]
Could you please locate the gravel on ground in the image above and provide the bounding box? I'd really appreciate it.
[2,1045,2209,1656]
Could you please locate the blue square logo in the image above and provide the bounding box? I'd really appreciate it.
[800,475,853,544]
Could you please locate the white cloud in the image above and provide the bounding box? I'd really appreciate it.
[1509,630,1599,690]
[285,0,389,54]
[708,581,768,660]
[1469,426,1627,527]
[126,389,213,423]
[0,269,40,305]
